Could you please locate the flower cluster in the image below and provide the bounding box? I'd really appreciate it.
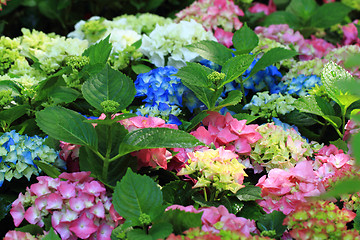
[190,111,262,156]
[283,200,359,240]
[256,161,326,215]
[139,19,217,68]
[285,74,322,96]
[244,91,296,120]
[341,20,360,46]
[119,115,179,169]
[254,24,335,60]
[224,56,284,96]
[9,172,122,240]
[250,123,320,172]
[0,130,61,187]
[248,0,276,15]
[0,36,21,75]
[134,66,189,119]
[175,0,244,47]
[177,147,247,193]
[167,228,273,240]
[167,204,257,236]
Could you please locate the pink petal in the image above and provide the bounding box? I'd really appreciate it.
[46,193,63,210]
[10,201,25,227]
[83,181,106,197]
[24,206,43,226]
[59,172,92,182]
[69,212,98,239]
[58,181,76,199]
[90,201,105,219]
[30,182,51,196]
[69,197,86,212]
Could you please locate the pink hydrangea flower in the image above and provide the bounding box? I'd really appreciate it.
[4,230,37,240]
[167,204,257,236]
[9,172,122,240]
[175,0,244,47]
[248,0,276,15]
[256,161,325,215]
[342,20,360,46]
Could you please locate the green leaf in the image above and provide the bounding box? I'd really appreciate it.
[249,48,298,78]
[0,80,22,95]
[82,64,136,112]
[0,105,29,125]
[352,133,360,166]
[83,35,112,64]
[36,106,98,148]
[257,211,287,238]
[118,128,204,157]
[344,54,360,68]
[211,90,243,111]
[285,0,318,21]
[233,113,259,124]
[127,229,152,240]
[236,185,262,201]
[33,161,61,178]
[238,201,264,221]
[113,168,163,225]
[321,61,358,110]
[15,224,44,235]
[320,178,360,199]
[149,222,173,240]
[263,11,301,29]
[159,209,202,235]
[83,113,138,126]
[131,64,152,74]
[309,2,351,29]
[329,138,349,153]
[42,228,61,240]
[175,62,212,88]
[294,95,335,117]
[354,209,360,231]
[0,194,17,221]
[186,40,233,66]
[283,110,318,126]
[185,111,209,132]
[221,54,255,86]
[49,86,81,104]
[162,180,194,206]
[232,23,259,54]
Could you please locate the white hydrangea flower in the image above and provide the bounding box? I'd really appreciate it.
[139,19,216,68]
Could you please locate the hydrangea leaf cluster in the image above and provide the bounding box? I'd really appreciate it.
[244,91,296,120]
[167,205,257,236]
[134,66,192,119]
[139,19,217,68]
[9,172,122,240]
[177,147,247,193]
[283,200,359,240]
[250,122,321,172]
[256,161,326,215]
[0,130,60,187]
[175,0,244,47]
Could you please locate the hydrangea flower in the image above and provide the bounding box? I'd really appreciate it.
[9,172,122,240]
[177,147,247,193]
[256,161,326,214]
[285,74,322,96]
[0,130,62,187]
[248,0,276,15]
[341,20,360,46]
[134,66,202,118]
[243,91,296,120]
[175,0,244,47]
[167,205,257,236]
[139,19,217,68]
[283,200,359,240]
[224,56,284,96]
[250,122,321,172]
[0,36,22,75]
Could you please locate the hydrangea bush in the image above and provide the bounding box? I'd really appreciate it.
[1,0,360,239]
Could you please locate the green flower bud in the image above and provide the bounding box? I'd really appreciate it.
[65,55,90,72]
[208,71,225,87]
[101,100,120,113]
[139,213,152,225]
[0,90,13,107]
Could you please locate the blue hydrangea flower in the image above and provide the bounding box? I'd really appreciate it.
[223,56,284,96]
[0,130,62,187]
[134,66,203,120]
[286,74,322,96]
